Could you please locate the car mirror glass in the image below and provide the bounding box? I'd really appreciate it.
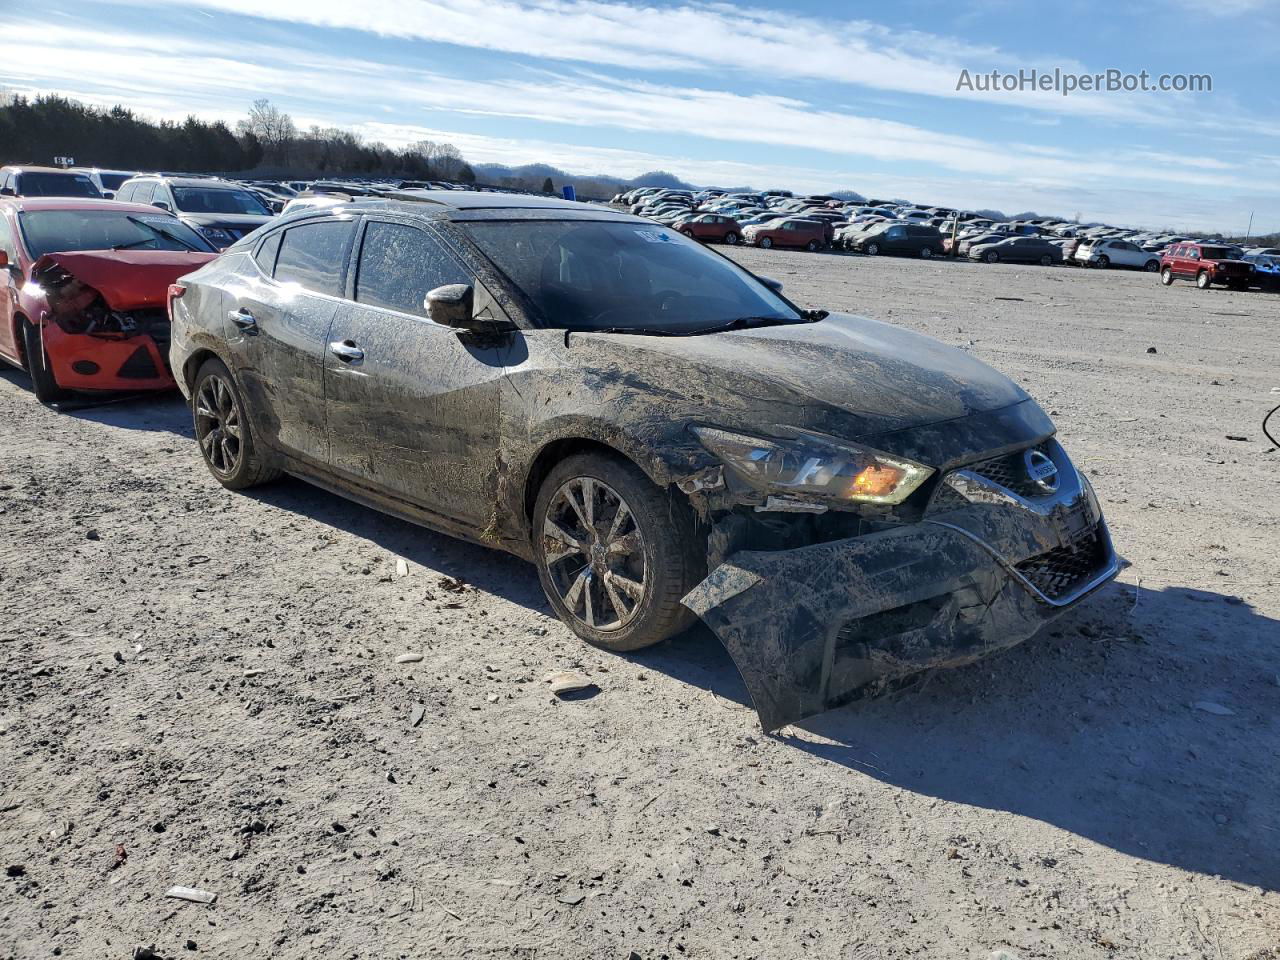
[425,283,515,334]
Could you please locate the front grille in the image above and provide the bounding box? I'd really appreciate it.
[1015,527,1107,600]
[962,442,1053,499]
[117,346,159,380]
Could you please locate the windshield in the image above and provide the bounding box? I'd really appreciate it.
[99,173,132,190]
[18,209,213,258]
[461,220,802,334]
[17,172,101,199]
[172,186,271,216]
[1200,246,1237,259]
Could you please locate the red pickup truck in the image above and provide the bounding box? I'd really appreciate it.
[1160,242,1255,290]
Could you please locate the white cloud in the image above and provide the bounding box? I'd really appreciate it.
[100,0,1174,122]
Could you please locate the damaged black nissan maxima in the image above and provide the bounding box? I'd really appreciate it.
[169,192,1119,730]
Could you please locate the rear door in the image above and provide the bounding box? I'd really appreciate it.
[225,218,354,468]
[323,217,512,528]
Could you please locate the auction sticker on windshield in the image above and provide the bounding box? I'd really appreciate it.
[634,229,674,243]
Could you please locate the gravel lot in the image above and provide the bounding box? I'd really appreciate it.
[1,250,1278,960]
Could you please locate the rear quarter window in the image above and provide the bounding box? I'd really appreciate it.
[273,220,354,297]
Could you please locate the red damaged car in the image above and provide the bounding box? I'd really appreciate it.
[0,197,216,404]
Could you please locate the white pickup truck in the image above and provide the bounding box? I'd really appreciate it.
[1073,238,1162,271]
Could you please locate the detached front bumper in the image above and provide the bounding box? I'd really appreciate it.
[43,325,176,392]
[682,439,1119,731]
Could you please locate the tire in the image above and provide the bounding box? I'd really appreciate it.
[1161,267,1175,286]
[759,236,773,249]
[191,357,280,490]
[724,232,738,245]
[1144,259,1160,273]
[805,239,818,252]
[532,453,702,652]
[1096,255,1110,268]
[985,251,999,263]
[1196,270,1212,290]
[1039,255,1053,266]
[865,242,880,256]
[19,318,71,405]
[920,247,933,259]
[681,228,694,238]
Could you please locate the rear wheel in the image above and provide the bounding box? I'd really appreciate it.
[805,239,818,252]
[724,232,738,245]
[532,453,701,652]
[1196,270,1212,290]
[19,318,71,405]
[1039,254,1053,266]
[1161,267,1175,286]
[865,242,880,255]
[1144,259,1160,272]
[192,357,281,489]
[919,246,933,259]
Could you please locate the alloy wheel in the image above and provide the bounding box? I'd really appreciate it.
[541,476,647,632]
[195,373,243,477]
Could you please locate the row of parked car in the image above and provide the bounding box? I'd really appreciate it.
[612,185,1279,287]
[0,164,476,253]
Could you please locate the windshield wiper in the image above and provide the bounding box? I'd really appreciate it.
[122,215,200,252]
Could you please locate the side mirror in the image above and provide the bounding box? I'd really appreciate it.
[425,283,515,335]
[0,187,13,197]
[152,200,171,212]
[103,191,116,200]
[756,275,784,293]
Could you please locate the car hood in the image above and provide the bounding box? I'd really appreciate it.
[31,249,218,311]
[569,312,1029,450]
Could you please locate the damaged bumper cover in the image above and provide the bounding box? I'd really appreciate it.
[682,438,1119,731]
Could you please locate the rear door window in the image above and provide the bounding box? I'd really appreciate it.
[133,182,156,205]
[354,220,469,318]
[254,231,282,273]
[274,219,354,297]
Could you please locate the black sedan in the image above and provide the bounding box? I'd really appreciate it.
[168,192,1117,730]
[969,236,1063,265]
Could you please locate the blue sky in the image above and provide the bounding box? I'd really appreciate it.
[3,0,1279,232]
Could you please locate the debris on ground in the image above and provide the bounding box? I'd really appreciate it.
[544,671,599,697]
[395,653,424,664]
[165,886,217,904]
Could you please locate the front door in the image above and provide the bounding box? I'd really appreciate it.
[0,213,20,363]
[225,218,355,468]
[324,218,513,529]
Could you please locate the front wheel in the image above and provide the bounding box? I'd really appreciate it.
[865,242,880,255]
[1161,267,1175,286]
[759,236,773,249]
[985,251,1000,263]
[192,358,281,489]
[1196,270,1212,290]
[1096,255,1110,269]
[532,453,701,652]
[19,319,71,405]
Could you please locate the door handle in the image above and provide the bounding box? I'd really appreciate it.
[228,308,257,330]
[329,339,364,364]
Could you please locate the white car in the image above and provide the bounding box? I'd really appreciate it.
[72,167,139,199]
[1073,238,1162,272]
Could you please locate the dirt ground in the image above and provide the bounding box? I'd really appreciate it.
[2,249,1278,960]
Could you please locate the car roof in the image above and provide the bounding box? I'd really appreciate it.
[272,190,638,227]
[127,175,250,189]
[1,165,93,176]
[0,196,179,214]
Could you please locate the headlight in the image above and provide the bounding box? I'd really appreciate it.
[691,426,933,505]
[199,227,233,244]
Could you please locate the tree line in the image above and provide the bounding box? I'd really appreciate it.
[0,94,476,182]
